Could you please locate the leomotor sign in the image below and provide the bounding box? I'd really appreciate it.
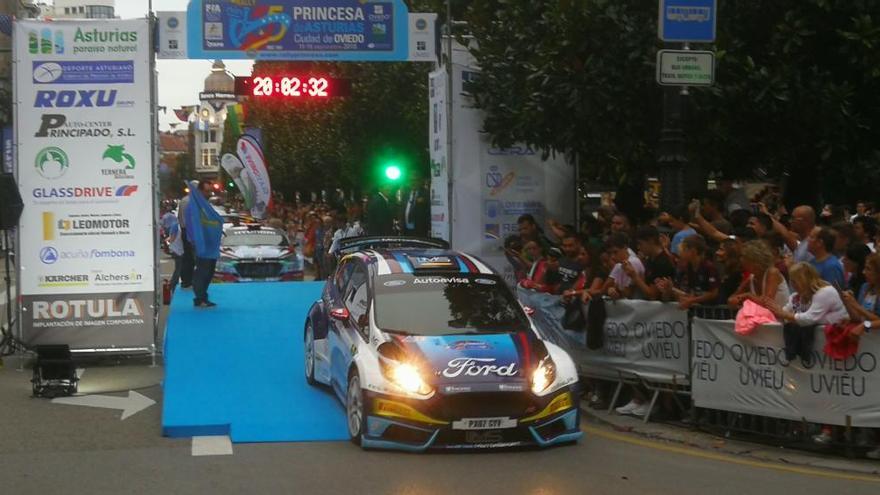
[14,19,155,350]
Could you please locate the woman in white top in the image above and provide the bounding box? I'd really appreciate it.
[760,262,848,362]
[729,240,790,309]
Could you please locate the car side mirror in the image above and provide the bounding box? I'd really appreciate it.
[330,307,350,321]
[357,313,369,329]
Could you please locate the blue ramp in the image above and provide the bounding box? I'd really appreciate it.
[162,282,349,442]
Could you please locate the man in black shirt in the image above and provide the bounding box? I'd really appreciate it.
[625,226,676,300]
[662,234,720,309]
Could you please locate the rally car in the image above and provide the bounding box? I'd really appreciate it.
[304,237,582,451]
[214,225,303,282]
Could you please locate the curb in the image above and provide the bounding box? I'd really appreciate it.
[578,401,880,477]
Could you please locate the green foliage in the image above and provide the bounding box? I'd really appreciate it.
[462,0,880,203]
[245,60,430,199]
[464,0,659,183]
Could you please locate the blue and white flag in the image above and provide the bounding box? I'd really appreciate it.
[184,181,223,259]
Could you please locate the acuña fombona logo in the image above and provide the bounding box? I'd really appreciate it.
[441,358,518,378]
[43,247,136,262]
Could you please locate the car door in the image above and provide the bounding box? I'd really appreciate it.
[329,261,370,395]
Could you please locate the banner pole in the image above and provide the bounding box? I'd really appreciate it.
[11,16,23,371]
[444,0,454,247]
[149,11,160,366]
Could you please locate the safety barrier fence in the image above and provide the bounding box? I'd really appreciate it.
[516,289,880,438]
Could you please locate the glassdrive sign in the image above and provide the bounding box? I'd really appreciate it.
[656,49,715,86]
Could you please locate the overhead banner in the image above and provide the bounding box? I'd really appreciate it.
[14,19,155,350]
[692,318,880,428]
[179,0,436,61]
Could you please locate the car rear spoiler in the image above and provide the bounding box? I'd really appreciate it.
[336,236,450,255]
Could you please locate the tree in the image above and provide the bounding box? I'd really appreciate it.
[244,59,430,201]
[461,0,880,206]
[463,0,660,184]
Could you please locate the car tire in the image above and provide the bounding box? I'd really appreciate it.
[346,371,366,446]
[304,321,317,386]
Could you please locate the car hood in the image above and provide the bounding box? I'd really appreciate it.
[220,245,291,260]
[389,332,542,392]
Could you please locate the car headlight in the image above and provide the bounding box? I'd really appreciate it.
[381,360,433,396]
[531,356,557,395]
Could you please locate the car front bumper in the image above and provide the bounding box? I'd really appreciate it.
[360,386,583,452]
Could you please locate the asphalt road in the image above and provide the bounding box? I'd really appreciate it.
[2,254,879,494]
[0,371,878,495]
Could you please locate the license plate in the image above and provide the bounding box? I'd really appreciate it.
[452,417,517,430]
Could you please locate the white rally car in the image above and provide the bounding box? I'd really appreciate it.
[304,237,582,451]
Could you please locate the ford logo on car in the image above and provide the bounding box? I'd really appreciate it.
[441,358,518,378]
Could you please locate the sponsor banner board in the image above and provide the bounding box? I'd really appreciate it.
[428,68,448,240]
[447,59,574,285]
[14,19,154,350]
[157,11,188,59]
[692,318,880,427]
[21,292,154,349]
[407,13,436,62]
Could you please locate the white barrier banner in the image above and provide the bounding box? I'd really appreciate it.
[15,19,154,349]
[581,299,690,383]
[517,291,690,384]
[692,318,880,427]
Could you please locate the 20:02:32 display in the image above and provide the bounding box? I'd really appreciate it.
[251,76,329,97]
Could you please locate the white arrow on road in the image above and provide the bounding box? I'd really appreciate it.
[52,391,156,420]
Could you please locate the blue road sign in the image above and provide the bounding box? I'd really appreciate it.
[658,0,716,42]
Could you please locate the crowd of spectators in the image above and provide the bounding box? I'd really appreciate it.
[509,188,880,458]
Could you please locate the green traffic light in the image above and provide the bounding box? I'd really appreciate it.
[384,165,402,181]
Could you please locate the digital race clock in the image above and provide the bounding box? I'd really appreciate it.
[234,76,351,98]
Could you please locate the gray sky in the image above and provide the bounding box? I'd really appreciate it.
[114,0,254,130]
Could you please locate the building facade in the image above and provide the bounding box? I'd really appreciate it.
[192,60,237,179]
[49,0,115,19]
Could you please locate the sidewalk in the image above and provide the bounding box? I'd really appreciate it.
[580,402,880,477]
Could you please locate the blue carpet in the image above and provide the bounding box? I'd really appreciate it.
[161,282,349,443]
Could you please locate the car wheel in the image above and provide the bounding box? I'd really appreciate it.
[346,371,365,446]
[304,322,317,386]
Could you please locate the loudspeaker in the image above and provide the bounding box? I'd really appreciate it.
[0,174,23,230]
[32,344,78,398]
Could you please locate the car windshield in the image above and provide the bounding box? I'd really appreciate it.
[374,274,529,335]
[221,230,287,247]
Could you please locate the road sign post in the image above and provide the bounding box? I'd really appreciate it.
[656,0,717,211]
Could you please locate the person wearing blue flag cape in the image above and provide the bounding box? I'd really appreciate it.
[185,180,223,308]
